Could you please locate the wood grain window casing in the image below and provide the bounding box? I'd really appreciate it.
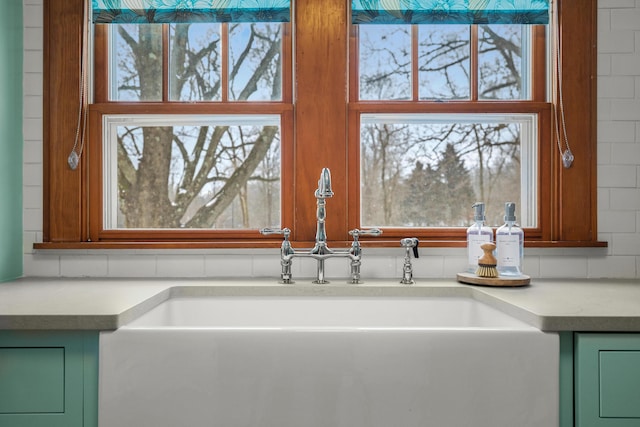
[39,0,604,249]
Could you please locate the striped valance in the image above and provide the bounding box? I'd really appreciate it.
[92,0,290,24]
[352,0,549,25]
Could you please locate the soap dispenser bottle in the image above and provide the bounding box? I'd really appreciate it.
[466,202,493,273]
[496,202,524,276]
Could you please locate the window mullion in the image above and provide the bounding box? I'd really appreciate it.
[412,25,419,101]
[162,24,169,102]
[470,25,478,101]
[531,25,547,102]
[222,23,229,103]
[93,25,108,103]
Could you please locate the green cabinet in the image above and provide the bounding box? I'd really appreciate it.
[575,333,640,427]
[0,331,98,427]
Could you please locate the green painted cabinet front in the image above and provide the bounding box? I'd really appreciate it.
[575,333,640,427]
[0,331,98,427]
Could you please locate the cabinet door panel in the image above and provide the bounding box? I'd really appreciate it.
[576,333,640,427]
[599,351,640,418]
[0,332,95,427]
[0,347,65,413]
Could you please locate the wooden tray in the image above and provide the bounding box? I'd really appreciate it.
[456,272,530,287]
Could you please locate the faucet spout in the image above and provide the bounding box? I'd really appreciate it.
[312,168,333,255]
[316,167,334,199]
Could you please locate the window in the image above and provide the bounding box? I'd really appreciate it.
[41,0,602,248]
[88,4,293,242]
[358,113,538,228]
[101,114,281,230]
[351,19,546,234]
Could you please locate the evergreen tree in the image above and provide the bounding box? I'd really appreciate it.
[401,161,441,226]
[436,143,475,226]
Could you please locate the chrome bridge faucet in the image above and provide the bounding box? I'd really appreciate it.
[261,168,381,284]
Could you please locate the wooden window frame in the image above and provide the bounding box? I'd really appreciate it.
[88,21,294,244]
[348,23,549,244]
[39,0,605,249]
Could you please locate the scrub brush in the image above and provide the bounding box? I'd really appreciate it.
[475,243,498,278]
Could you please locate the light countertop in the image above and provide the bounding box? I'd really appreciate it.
[0,277,639,331]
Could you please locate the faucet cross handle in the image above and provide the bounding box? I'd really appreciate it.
[260,227,294,256]
[260,227,295,283]
[260,227,291,239]
[349,228,383,239]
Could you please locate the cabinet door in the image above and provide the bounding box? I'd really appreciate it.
[0,331,98,427]
[575,333,640,427]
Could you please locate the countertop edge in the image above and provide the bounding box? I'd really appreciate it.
[1,278,639,332]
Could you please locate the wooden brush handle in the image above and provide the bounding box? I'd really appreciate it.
[478,242,497,265]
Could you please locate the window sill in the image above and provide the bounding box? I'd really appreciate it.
[33,240,608,251]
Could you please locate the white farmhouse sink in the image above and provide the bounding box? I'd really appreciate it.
[100,295,558,427]
[124,296,532,329]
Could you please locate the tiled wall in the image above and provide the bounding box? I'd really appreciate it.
[22,0,640,279]
[596,0,640,278]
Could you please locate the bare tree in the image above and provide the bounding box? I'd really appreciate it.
[359,24,525,227]
[114,22,282,229]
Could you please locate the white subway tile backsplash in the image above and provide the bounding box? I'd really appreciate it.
[442,256,468,278]
[522,256,540,278]
[611,233,640,255]
[539,256,588,278]
[412,255,445,279]
[611,54,640,75]
[22,185,42,209]
[599,76,635,98]
[611,9,640,29]
[599,31,635,53]
[597,141,612,165]
[598,210,637,232]
[598,53,612,76]
[598,99,612,121]
[23,50,42,73]
[22,231,39,254]
[22,139,42,164]
[22,26,42,50]
[611,100,640,121]
[23,73,42,96]
[18,0,640,280]
[598,187,611,210]
[24,253,60,276]
[611,143,640,164]
[22,162,42,187]
[361,256,396,279]
[22,4,42,27]
[155,255,205,277]
[598,164,637,187]
[205,255,255,278]
[598,121,635,143]
[23,95,42,119]
[22,117,42,141]
[598,9,611,33]
[599,0,635,8]
[60,254,109,277]
[251,253,285,278]
[587,255,637,278]
[108,255,157,277]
